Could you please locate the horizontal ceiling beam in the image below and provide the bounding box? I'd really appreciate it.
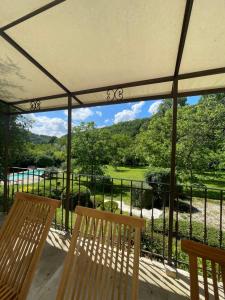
[6,65,225,107]
[9,93,173,115]
[9,85,225,116]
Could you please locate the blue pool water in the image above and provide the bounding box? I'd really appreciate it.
[8,169,44,181]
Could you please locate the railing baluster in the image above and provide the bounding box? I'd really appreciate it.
[162,189,166,261]
[37,170,40,195]
[219,190,223,249]
[175,195,179,267]
[32,169,34,194]
[120,179,122,214]
[78,174,81,206]
[189,186,193,240]
[140,182,143,218]
[204,188,207,244]
[27,169,29,192]
[110,177,113,213]
[130,180,133,216]
[43,171,46,197]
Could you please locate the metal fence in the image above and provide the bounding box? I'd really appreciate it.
[1,168,224,268]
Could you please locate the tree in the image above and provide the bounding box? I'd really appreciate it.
[136,94,225,182]
[0,104,30,179]
[72,122,109,175]
[158,97,187,115]
[108,133,132,169]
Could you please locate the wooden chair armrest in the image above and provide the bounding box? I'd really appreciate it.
[181,240,225,265]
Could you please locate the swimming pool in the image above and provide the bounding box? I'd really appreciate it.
[8,169,44,181]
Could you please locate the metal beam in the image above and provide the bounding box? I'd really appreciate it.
[168,0,194,265]
[0,31,82,105]
[173,0,194,78]
[179,67,225,80]
[9,93,173,115]
[65,96,72,231]
[0,0,66,32]
[7,64,225,108]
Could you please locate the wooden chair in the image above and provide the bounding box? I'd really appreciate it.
[56,206,145,300]
[181,239,225,300]
[0,192,61,300]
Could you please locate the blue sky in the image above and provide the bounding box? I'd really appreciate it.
[27,96,200,137]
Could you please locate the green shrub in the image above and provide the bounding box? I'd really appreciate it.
[62,188,92,211]
[131,188,153,209]
[141,231,166,257]
[90,176,112,193]
[90,194,104,207]
[36,155,55,168]
[153,217,225,249]
[144,168,185,208]
[100,200,118,213]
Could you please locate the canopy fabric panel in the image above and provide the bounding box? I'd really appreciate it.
[0,0,225,113]
[180,0,225,73]
[0,0,54,28]
[0,38,63,102]
[179,74,225,94]
[6,0,185,91]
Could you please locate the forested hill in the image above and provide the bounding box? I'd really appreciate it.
[27,132,57,144]
[99,118,149,137]
[29,118,149,144]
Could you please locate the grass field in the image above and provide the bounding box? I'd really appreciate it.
[105,165,148,181]
[105,165,225,191]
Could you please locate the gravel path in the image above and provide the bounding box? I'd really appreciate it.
[113,200,162,220]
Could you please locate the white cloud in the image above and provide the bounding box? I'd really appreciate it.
[27,113,67,137]
[96,111,102,117]
[148,100,163,115]
[104,119,110,123]
[64,107,93,121]
[114,101,144,124]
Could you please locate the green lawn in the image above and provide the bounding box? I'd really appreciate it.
[195,170,225,190]
[105,165,148,181]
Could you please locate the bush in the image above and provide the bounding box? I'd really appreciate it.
[90,194,104,207]
[51,188,63,200]
[89,176,113,193]
[141,231,166,257]
[100,200,118,213]
[144,168,184,208]
[44,167,58,179]
[36,155,55,168]
[131,188,153,209]
[62,187,92,211]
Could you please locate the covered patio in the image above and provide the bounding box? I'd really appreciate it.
[1,0,225,299]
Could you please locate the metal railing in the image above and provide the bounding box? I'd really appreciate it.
[1,168,224,268]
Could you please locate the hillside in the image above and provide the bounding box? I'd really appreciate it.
[100,118,149,137]
[27,132,57,144]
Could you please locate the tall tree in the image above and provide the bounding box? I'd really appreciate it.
[0,104,29,178]
[136,94,225,181]
[72,122,110,175]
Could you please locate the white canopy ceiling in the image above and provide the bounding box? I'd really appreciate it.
[0,0,225,113]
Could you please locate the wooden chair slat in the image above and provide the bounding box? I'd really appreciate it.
[202,258,209,300]
[56,206,145,300]
[0,192,61,300]
[211,261,219,300]
[221,266,225,296]
[182,240,225,300]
